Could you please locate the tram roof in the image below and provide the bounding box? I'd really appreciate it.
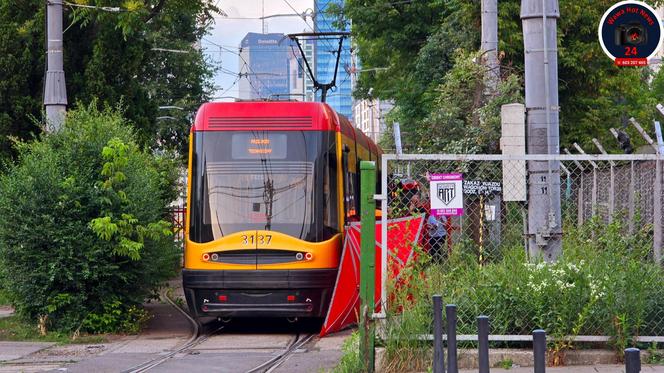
[192,101,380,155]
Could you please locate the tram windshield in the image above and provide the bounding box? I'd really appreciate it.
[189,131,339,243]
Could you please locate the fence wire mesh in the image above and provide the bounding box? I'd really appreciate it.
[381,154,664,340]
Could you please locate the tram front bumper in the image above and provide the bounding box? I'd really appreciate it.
[182,269,338,318]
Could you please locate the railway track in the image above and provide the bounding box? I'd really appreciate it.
[244,332,315,373]
[123,292,316,373]
[121,293,224,373]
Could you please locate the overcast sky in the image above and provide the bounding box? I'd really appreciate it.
[203,0,314,101]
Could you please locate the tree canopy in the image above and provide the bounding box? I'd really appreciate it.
[0,0,218,161]
[341,0,662,153]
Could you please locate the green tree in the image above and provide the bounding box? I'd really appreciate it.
[0,0,218,162]
[342,0,659,153]
[0,104,179,332]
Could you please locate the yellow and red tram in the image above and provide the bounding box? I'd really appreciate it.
[183,101,381,320]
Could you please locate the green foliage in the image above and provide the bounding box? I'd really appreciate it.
[0,315,101,344]
[343,0,661,153]
[497,359,514,369]
[0,1,218,162]
[376,218,664,368]
[0,104,179,333]
[332,332,363,373]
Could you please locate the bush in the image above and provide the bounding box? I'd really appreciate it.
[377,217,664,369]
[0,104,179,333]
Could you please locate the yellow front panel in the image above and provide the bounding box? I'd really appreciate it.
[184,231,342,271]
[184,231,256,270]
[256,232,341,270]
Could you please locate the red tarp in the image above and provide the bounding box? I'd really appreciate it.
[319,216,425,337]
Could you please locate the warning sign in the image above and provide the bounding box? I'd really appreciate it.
[429,173,463,216]
[463,180,502,196]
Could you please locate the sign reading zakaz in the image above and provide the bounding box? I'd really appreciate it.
[429,173,464,216]
[598,1,663,66]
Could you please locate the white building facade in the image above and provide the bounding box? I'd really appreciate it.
[352,99,394,143]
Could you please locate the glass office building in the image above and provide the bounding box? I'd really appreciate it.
[238,33,292,100]
[314,0,353,120]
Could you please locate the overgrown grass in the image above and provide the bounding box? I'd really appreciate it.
[0,315,106,344]
[356,217,664,371]
[332,332,363,373]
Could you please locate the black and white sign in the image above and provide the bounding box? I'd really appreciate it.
[463,180,502,196]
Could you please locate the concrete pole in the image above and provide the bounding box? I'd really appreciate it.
[482,0,499,92]
[44,0,67,131]
[521,0,562,261]
[393,122,403,155]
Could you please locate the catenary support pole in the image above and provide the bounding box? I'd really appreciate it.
[446,304,458,373]
[433,295,445,373]
[481,0,499,92]
[359,161,376,373]
[44,0,68,131]
[521,0,562,261]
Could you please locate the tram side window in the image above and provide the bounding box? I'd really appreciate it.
[342,145,358,221]
[323,141,339,234]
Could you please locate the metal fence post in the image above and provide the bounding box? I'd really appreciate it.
[578,172,585,227]
[625,348,641,373]
[533,329,546,373]
[654,157,662,263]
[359,161,376,373]
[433,295,445,373]
[446,304,458,373]
[629,161,636,234]
[478,316,490,373]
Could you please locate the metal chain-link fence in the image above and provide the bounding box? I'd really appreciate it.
[380,153,664,340]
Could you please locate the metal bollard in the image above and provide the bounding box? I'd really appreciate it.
[433,295,445,373]
[533,329,546,373]
[446,304,458,373]
[478,316,489,373]
[625,348,641,373]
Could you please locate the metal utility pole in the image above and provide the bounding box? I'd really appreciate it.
[482,0,499,92]
[521,0,562,261]
[393,122,403,155]
[44,0,67,132]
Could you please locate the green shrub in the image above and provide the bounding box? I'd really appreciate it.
[378,217,664,367]
[0,104,179,333]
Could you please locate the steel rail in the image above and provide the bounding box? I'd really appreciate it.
[245,333,315,373]
[122,292,223,373]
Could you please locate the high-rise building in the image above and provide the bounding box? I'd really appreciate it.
[287,38,316,102]
[238,33,291,100]
[353,99,394,143]
[314,0,353,119]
